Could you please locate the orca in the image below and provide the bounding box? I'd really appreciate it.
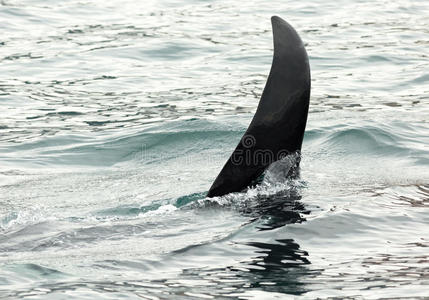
[207,16,311,198]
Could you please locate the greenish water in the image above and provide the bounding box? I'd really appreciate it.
[1,0,428,299]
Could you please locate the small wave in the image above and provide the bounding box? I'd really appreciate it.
[95,203,163,218]
[94,202,179,219]
[304,121,429,161]
[0,117,245,169]
[371,184,429,208]
[0,207,55,232]
[322,126,403,154]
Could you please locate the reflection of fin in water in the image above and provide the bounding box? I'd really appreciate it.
[172,239,314,297]
[238,239,312,294]
[245,239,310,269]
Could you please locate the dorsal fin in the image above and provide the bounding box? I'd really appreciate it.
[207,16,311,198]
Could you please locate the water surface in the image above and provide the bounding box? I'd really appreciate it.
[1,0,428,299]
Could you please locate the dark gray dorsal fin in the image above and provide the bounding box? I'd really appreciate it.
[207,16,311,197]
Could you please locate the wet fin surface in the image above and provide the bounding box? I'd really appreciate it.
[207,16,311,198]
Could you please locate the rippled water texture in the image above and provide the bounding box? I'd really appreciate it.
[1,0,428,299]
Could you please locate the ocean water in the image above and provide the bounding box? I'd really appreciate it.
[1,0,428,298]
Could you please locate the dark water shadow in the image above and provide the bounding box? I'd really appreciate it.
[232,238,313,296]
[169,184,317,297]
[234,188,315,296]
[171,238,314,298]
